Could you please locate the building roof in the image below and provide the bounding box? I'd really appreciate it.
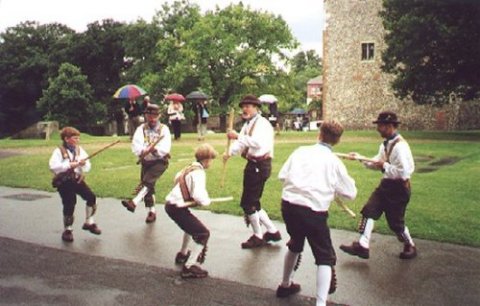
[307,75,323,85]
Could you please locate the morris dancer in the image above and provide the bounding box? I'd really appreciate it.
[340,111,417,259]
[276,120,357,306]
[49,127,101,242]
[224,94,281,249]
[121,104,171,223]
[164,143,217,278]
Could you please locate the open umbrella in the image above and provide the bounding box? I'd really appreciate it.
[113,84,147,99]
[165,93,185,102]
[288,108,307,115]
[258,94,278,104]
[186,91,208,100]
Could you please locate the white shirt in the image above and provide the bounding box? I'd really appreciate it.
[167,102,184,121]
[366,134,415,180]
[279,143,357,212]
[49,146,91,175]
[132,122,171,161]
[229,114,274,158]
[165,162,211,207]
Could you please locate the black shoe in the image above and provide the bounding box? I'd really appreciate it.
[339,241,370,259]
[276,282,301,298]
[181,265,208,279]
[145,212,156,223]
[175,251,191,265]
[241,235,266,249]
[82,223,101,235]
[61,230,73,242]
[121,200,136,212]
[399,244,417,259]
[263,231,282,242]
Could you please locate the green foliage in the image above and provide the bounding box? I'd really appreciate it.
[37,63,105,128]
[1,131,480,246]
[0,1,325,139]
[0,22,75,135]
[381,0,480,104]
[151,1,297,113]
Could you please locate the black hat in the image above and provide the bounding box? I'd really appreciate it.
[373,111,401,124]
[144,104,160,115]
[239,94,261,107]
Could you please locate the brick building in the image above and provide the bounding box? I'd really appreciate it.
[322,0,480,130]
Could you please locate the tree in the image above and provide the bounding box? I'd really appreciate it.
[37,63,104,128]
[69,20,127,123]
[381,0,480,104]
[151,1,297,129]
[0,22,75,136]
[289,50,323,104]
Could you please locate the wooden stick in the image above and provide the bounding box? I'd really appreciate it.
[334,197,356,218]
[221,108,235,187]
[334,152,377,163]
[167,196,234,208]
[85,140,121,160]
[136,135,165,165]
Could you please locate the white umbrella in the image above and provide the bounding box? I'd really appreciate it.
[258,94,278,104]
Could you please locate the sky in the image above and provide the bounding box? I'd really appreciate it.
[0,0,325,55]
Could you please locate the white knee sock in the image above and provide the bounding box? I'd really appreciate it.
[316,265,332,306]
[180,233,191,254]
[359,218,374,248]
[185,242,204,268]
[148,206,156,213]
[248,211,263,238]
[258,209,278,233]
[403,226,415,246]
[281,249,300,287]
[85,206,95,224]
[132,186,148,205]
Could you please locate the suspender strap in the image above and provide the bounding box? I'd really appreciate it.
[143,123,163,144]
[176,164,203,202]
[241,116,260,157]
[59,145,80,162]
[384,136,403,163]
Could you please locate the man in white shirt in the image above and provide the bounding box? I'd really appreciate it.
[164,143,217,279]
[121,104,172,223]
[224,94,281,249]
[340,111,417,260]
[276,120,357,306]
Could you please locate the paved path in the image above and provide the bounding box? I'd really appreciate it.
[1,186,479,306]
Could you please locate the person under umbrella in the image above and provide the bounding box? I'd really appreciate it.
[166,93,186,140]
[187,91,210,141]
[114,84,148,139]
[124,98,142,139]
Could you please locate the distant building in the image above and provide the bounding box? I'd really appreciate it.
[322,0,480,130]
[307,75,322,105]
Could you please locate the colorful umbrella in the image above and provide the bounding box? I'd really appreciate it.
[186,91,208,100]
[165,93,186,102]
[259,94,278,104]
[113,84,147,99]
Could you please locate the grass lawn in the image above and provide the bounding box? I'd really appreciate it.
[1,130,479,247]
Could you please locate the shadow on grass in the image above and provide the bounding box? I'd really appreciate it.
[415,155,461,173]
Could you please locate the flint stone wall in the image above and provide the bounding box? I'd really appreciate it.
[323,0,480,130]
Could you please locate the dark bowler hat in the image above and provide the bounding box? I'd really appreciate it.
[239,94,261,107]
[373,111,401,124]
[144,104,160,115]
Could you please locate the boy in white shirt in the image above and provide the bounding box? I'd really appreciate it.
[164,143,217,278]
[49,127,101,242]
